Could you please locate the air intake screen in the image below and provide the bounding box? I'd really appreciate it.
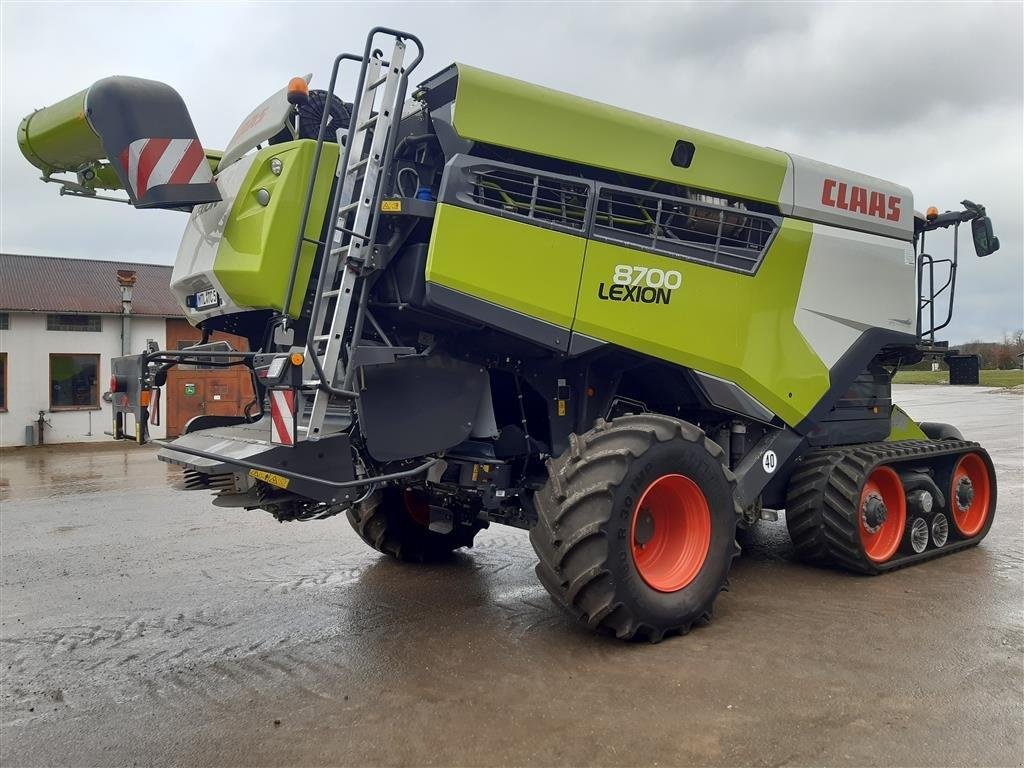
[593,186,777,274]
[465,166,590,232]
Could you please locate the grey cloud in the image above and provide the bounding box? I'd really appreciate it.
[1,1,1021,341]
[575,2,1022,135]
[589,2,812,59]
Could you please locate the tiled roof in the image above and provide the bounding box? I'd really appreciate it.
[0,253,182,316]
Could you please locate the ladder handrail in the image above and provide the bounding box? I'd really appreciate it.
[283,28,423,314]
[300,29,423,438]
[282,52,363,317]
[338,45,419,392]
[277,28,423,411]
[304,50,385,403]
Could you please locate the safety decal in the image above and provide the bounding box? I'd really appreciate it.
[270,389,296,446]
[248,468,290,489]
[119,137,212,198]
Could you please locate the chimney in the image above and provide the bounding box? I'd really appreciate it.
[117,269,137,356]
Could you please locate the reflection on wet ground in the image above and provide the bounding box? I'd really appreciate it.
[1,386,1021,766]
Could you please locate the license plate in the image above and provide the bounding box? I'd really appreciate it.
[195,289,220,309]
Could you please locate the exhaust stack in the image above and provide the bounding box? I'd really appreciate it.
[18,76,220,210]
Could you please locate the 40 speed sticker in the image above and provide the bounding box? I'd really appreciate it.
[598,264,681,306]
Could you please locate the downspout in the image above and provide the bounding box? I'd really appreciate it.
[117,269,136,355]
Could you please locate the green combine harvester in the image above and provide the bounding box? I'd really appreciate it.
[19,28,1002,640]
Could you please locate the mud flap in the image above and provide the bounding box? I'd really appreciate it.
[359,355,488,462]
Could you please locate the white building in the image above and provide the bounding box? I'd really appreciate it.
[0,254,179,446]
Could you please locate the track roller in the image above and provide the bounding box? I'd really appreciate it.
[907,517,929,554]
[931,512,949,548]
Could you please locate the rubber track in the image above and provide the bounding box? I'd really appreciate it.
[530,415,742,642]
[786,439,995,575]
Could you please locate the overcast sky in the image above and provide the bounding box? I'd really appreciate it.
[2,1,1021,342]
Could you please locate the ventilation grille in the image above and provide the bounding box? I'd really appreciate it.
[592,187,777,274]
[467,167,590,232]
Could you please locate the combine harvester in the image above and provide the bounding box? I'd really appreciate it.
[19,28,1001,640]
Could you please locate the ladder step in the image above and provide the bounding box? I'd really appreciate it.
[357,115,378,132]
[347,157,370,174]
[320,288,344,298]
[338,202,359,214]
[334,223,369,240]
[366,74,387,91]
[313,334,334,342]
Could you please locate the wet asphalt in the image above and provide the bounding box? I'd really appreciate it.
[1,384,1021,767]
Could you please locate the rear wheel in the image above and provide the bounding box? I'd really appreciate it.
[530,415,740,642]
[346,486,482,562]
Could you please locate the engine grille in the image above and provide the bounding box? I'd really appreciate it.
[467,166,590,232]
[592,186,778,274]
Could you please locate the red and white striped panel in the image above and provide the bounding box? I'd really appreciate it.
[270,390,296,446]
[118,138,213,198]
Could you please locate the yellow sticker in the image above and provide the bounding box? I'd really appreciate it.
[381,200,402,212]
[557,400,567,416]
[249,468,290,489]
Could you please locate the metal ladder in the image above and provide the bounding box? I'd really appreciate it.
[295,30,422,440]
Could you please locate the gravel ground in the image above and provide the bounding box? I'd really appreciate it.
[1,384,1021,767]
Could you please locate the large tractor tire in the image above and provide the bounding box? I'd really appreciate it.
[346,486,482,562]
[530,415,741,642]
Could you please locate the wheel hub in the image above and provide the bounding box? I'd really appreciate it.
[861,492,888,534]
[630,473,712,593]
[955,477,975,511]
[634,507,656,547]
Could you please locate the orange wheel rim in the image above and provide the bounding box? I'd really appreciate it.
[950,453,991,537]
[630,474,711,592]
[403,489,430,527]
[858,466,906,563]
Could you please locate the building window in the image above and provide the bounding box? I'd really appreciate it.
[0,312,9,330]
[49,353,99,409]
[46,314,101,332]
[0,353,6,411]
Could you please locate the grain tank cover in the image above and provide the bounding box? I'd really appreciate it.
[18,76,220,210]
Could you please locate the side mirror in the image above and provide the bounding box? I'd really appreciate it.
[971,215,1000,257]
